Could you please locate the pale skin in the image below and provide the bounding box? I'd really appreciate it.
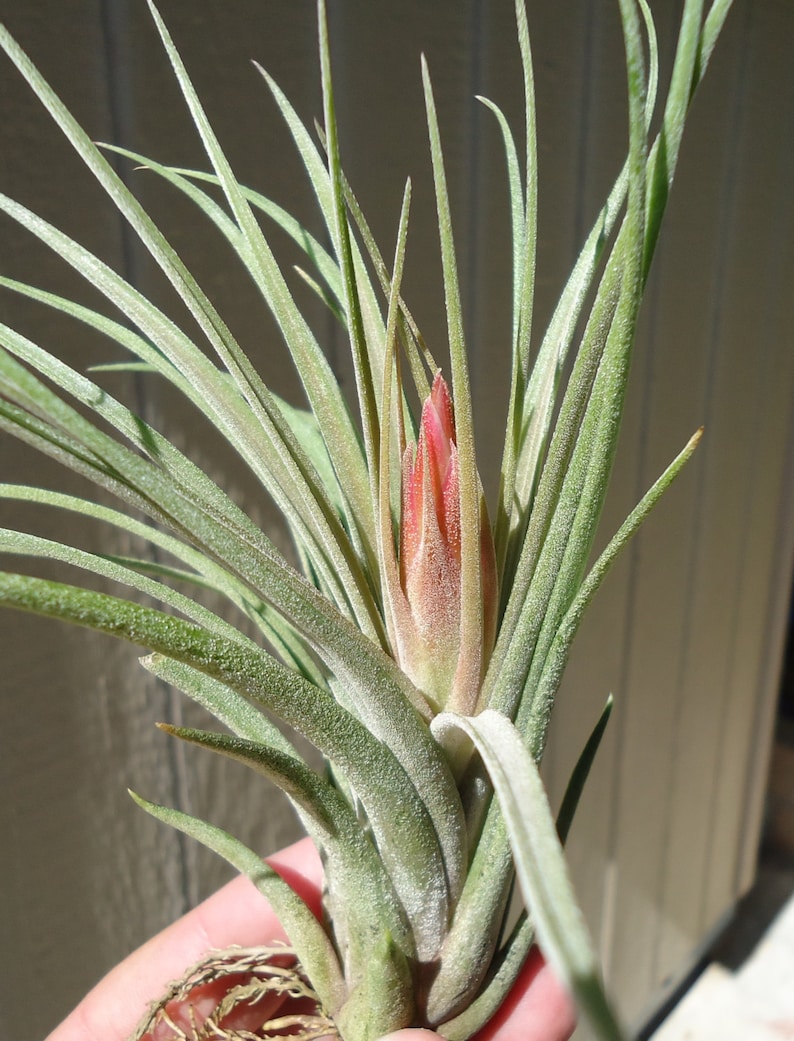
[46,838,575,1041]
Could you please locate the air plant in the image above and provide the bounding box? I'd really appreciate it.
[0,1,732,1040]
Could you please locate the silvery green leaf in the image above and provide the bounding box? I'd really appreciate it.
[432,710,625,1041]
[129,792,346,1018]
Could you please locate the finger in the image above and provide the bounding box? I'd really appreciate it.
[45,837,322,1041]
[376,1032,441,1041]
[474,948,576,1041]
[376,951,576,1041]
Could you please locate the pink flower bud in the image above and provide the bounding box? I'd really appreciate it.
[395,372,497,712]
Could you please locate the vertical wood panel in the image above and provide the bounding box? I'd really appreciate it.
[0,2,323,1035]
[566,0,794,1034]
[0,4,188,1038]
[702,0,794,921]
[530,0,638,976]
[110,0,327,906]
[602,5,753,1020]
[656,0,794,984]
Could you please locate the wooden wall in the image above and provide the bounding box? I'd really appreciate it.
[0,2,792,1039]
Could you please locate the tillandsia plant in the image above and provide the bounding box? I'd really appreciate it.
[0,1,732,1040]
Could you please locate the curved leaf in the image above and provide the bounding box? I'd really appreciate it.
[556,695,614,846]
[436,914,534,1041]
[143,1,376,564]
[129,792,346,1018]
[530,429,702,732]
[0,571,455,958]
[432,710,625,1041]
[101,147,345,312]
[0,230,382,639]
[160,725,415,971]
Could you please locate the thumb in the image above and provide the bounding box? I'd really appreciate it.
[376,1033,443,1041]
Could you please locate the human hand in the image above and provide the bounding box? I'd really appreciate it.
[45,837,575,1041]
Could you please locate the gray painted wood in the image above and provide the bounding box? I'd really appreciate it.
[0,3,185,1034]
[0,2,791,1039]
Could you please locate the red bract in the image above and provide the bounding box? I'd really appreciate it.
[395,372,496,713]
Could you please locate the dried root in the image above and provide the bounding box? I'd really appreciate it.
[130,944,338,1041]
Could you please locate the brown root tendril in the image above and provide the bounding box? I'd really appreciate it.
[130,945,338,1041]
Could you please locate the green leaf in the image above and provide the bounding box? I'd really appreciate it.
[424,804,514,1026]
[0,327,432,727]
[317,0,380,504]
[141,655,297,751]
[531,428,702,732]
[432,710,625,1041]
[376,177,410,623]
[0,327,351,632]
[476,96,524,353]
[143,0,377,563]
[257,50,398,542]
[0,482,321,689]
[129,792,346,1017]
[556,695,613,846]
[0,227,377,637]
[143,654,299,755]
[0,571,457,958]
[481,0,649,749]
[0,526,259,650]
[0,312,362,667]
[495,0,664,596]
[335,161,436,402]
[421,57,487,716]
[0,348,468,903]
[254,50,392,434]
[508,0,645,763]
[101,147,345,312]
[160,725,416,981]
[494,0,539,581]
[437,914,535,1041]
[0,23,381,637]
